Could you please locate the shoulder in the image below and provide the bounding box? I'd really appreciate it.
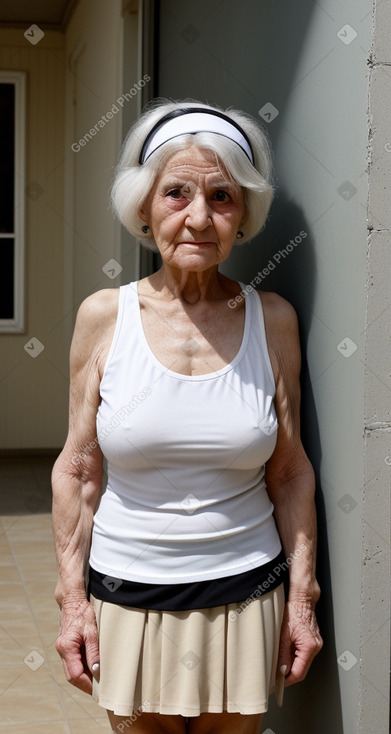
[257,289,297,323]
[257,290,298,336]
[71,288,120,372]
[73,288,120,344]
[75,288,119,328]
[256,290,301,380]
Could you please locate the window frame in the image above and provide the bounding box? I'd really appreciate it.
[0,71,26,333]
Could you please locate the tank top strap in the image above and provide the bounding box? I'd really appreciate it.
[247,288,276,391]
[116,281,139,341]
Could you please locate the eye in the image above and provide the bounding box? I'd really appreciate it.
[213,190,231,202]
[166,188,183,199]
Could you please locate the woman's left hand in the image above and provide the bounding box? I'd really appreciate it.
[278,599,323,686]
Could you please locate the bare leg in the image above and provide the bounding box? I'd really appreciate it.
[188,712,264,734]
[108,710,187,734]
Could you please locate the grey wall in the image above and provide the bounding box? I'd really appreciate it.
[157,1,378,732]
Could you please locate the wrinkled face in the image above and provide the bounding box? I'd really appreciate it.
[139,145,246,271]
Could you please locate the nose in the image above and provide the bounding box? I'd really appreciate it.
[185,193,212,230]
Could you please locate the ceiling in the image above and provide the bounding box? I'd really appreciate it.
[0,0,78,29]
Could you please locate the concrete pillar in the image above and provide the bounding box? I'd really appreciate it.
[360,2,391,731]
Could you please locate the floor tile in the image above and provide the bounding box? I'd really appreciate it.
[0,724,69,733]
[0,458,114,734]
[0,631,46,667]
[67,718,112,733]
[43,637,109,723]
[0,667,64,724]
[0,566,20,582]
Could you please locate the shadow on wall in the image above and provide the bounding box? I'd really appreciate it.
[222,194,343,733]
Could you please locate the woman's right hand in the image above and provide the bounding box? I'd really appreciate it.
[55,596,100,694]
[52,293,118,694]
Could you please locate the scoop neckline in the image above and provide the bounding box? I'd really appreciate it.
[132,280,250,381]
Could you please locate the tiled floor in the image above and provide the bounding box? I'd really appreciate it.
[0,457,112,733]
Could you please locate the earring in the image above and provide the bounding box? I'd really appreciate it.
[236,230,244,239]
[142,225,150,234]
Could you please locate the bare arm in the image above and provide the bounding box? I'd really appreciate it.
[261,292,323,686]
[52,289,118,693]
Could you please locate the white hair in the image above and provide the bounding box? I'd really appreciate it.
[111,99,275,252]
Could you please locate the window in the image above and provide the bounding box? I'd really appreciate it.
[0,71,26,333]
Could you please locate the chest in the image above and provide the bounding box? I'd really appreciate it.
[139,298,246,376]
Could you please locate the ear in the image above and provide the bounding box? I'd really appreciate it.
[240,205,249,227]
[138,203,148,223]
[138,190,153,222]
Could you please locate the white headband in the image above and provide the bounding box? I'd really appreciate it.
[139,109,254,165]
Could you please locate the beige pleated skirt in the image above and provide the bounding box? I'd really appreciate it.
[90,583,285,718]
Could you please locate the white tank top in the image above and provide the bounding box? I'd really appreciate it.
[89,281,282,584]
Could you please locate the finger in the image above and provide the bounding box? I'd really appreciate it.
[61,649,85,682]
[278,641,293,676]
[284,659,309,686]
[277,618,294,676]
[59,639,92,685]
[68,670,93,695]
[61,656,93,695]
[84,630,100,674]
[284,634,324,687]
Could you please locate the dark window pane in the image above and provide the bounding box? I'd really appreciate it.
[0,238,14,318]
[0,84,15,233]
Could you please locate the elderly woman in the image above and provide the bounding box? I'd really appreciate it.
[52,99,323,734]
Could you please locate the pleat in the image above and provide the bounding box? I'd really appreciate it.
[91,596,148,716]
[90,584,285,717]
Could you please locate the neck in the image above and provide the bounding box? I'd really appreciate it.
[147,265,228,305]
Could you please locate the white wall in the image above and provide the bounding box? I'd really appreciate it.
[0,0,139,449]
[0,29,67,449]
[58,0,130,448]
[64,0,124,308]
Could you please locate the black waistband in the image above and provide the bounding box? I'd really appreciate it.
[88,550,287,611]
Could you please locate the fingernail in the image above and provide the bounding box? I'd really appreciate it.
[280,664,287,674]
[92,663,100,671]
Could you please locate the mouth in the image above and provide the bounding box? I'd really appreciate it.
[178,242,216,252]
